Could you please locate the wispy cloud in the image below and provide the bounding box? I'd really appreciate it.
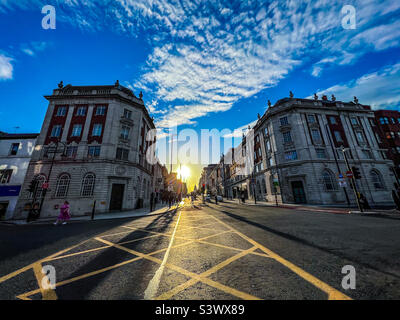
[0,54,13,80]
[20,41,49,56]
[311,62,400,109]
[2,0,400,124]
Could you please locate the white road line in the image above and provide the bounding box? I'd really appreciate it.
[144,209,182,300]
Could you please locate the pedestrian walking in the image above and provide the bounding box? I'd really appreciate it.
[150,192,155,212]
[359,193,371,210]
[54,201,71,225]
[26,202,40,223]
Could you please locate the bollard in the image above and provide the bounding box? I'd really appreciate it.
[91,200,96,220]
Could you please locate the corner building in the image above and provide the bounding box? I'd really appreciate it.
[14,82,156,219]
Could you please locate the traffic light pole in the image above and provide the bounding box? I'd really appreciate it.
[325,124,350,207]
[341,147,363,213]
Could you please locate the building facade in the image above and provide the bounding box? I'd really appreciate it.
[249,94,396,206]
[373,110,400,184]
[0,133,39,220]
[14,82,157,219]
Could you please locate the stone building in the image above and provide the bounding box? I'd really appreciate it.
[198,164,217,194]
[0,133,39,220]
[14,81,156,219]
[249,93,396,206]
[372,110,400,184]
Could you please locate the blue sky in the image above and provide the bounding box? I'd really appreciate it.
[1,0,400,187]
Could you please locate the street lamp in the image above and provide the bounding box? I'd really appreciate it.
[38,139,67,216]
[341,146,363,212]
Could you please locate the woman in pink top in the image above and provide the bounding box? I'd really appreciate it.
[54,201,71,225]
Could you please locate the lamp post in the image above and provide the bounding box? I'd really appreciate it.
[325,124,351,207]
[38,139,67,216]
[341,146,363,212]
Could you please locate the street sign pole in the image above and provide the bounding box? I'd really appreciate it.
[342,146,363,213]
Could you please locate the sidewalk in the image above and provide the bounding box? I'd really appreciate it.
[0,203,179,226]
[220,198,400,218]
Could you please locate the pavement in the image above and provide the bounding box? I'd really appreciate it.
[0,203,180,226]
[222,198,400,218]
[0,199,399,300]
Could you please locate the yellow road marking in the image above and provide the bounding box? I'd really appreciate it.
[208,213,352,300]
[144,209,182,299]
[32,263,57,300]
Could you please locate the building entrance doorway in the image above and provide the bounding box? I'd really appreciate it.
[110,184,125,211]
[291,181,307,204]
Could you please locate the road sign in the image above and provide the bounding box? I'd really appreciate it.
[338,179,347,187]
[346,171,353,179]
[338,173,344,179]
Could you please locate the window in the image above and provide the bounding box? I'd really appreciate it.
[391,118,397,124]
[9,143,20,155]
[66,146,78,158]
[307,114,316,123]
[334,131,343,143]
[329,116,337,124]
[370,170,384,190]
[55,174,70,198]
[268,157,274,167]
[71,124,82,137]
[81,173,95,197]
[316,148,327,159]
[280,116,289,126]
[76,106,87,116]
[285,150,298,161]
[311,129,322,144]
[0,169,13,184]
[362,150,372,159]
[255,135,260,143]
[51,125,62,137]
[56,106,67,116]
[120,126,130,140]
[266,139,271,152]
[88,146,101,157]
[95,106,106,116]
[322,170,337,191]
[92,124,103,137]
[116,148,129,160]
[351,117,359,125]
[264,126,269,136]
[123,109,132,119]
[356,131,365,143]
[369,118,376,127]
[282,131,292,143]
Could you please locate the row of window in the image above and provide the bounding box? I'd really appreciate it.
[32,173,96,199]
[56,105,107,117]
[322,169,385,191]
[51,123,103,138]
[379,117,400,125]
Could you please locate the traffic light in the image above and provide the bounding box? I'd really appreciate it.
[352,167,361,180]
[27,178,38,193]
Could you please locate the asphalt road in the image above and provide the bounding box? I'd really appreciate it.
[0,199,399,300]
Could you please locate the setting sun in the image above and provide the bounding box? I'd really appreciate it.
[178,165,191,180]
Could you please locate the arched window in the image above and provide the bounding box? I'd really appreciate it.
[55,173,70,198]
[33,174,46,199]
[81,173,95,197]
[370,170,384,190]
[322,170,337,191]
